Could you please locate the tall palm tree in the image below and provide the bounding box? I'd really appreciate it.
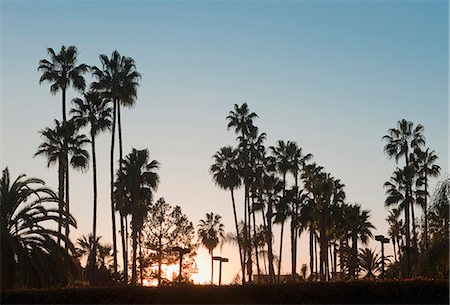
[0,167,77,289]
[71,91,112,276]
[226,102,258,282]
[413,147,440,250]
[38,46,89,248]
[210,146,245,283]
[91,50,141,279]
[383,119,425,275]
[270,140,292,280]
[116,148,159,285]
[197,213,225,285]
[261,173,282,282]
[286,141,312,279]
[35,119,89,245]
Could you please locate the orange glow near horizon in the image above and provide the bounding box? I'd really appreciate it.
[141,257,211,286]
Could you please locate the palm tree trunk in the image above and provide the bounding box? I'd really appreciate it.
[314,234,318,281]
[62,87,70,250]
[404,147,411,277]
[252,197,261,278]
[290,217,296,280]
[243,187,247,282]
[266,203,275,283]
[411,200,418,251]
[278,222,284,281]
[58,160,64,247]
[131,224,138,285]
[110,99,118,274]
[246,186,252,282]
[424,174,429,250]
[125,216,129,268]
[351,232,357,278]
[91,133,98,284]
[120,210,127,283]
[309,228,313,281]
[211,250,214,285]
[278,173,286,282]
[405,199,411,277]
[393,235,398,262]
[139,232,143,285]
[65,150,70,249]
[118,101,129,282]
[231,189,245,285]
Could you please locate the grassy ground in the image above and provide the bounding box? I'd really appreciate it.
[1,280,448,304]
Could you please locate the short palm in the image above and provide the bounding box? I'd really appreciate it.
[0,167,76,289]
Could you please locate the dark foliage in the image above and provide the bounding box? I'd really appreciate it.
[2,280,448,304]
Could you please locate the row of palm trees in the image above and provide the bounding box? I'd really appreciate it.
[382,119,441,277]
[211,103,377,283]
[37,45,156,284]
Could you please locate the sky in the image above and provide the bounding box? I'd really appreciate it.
[1,0,448,284]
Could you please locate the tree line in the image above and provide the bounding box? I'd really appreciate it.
[0,45,448,289]
[211,103,448,284]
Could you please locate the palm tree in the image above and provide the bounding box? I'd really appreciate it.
[71,91,112,276]
[0,167,77,289]
[358,248,386,278]
[197,213,225,285]
[270,140,292,280]
[414,147,440,250]
[386,208,402,262]
[35,119,89,245]
[210,146,245,283]
[301,162,324,280]
[38,46,89,247]
[38,46,88,124]
[346,204,375,278]
[76,234,114,284]
[91,51,141,278]
[116,148,159,285]
[383,119,425,275]
[286,141,312,279]
[261,173,282,282]
[226,102,258,282]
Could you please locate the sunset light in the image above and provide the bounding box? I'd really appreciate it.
[1,1,448,304]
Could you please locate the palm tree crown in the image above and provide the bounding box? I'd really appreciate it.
[0,167,76,289]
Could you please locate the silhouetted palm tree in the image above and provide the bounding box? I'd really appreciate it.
[35,119,89,245]
[210,146,245,283]
[71,91,112,276]
[358,248,384,278]
[0,167,77,289]
[38,46,89,247]
[91,50,141,278]
[270,140,292,280]
[346,204,374,278]
[286,141,312,278]
[383,119,425,275]
[198,213,225,285]
[227,102,258,283]
[413,147,440,250]
[116,148,159,285]
[386,208,402,262]
[261,173,282,282]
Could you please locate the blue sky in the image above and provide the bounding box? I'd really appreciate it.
[1,1,448,283]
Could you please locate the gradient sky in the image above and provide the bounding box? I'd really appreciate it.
[1,1,448,284]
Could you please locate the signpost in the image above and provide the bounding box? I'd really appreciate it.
[213,256,229,286]
[375,235,390,278]
[173,246,191,283]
